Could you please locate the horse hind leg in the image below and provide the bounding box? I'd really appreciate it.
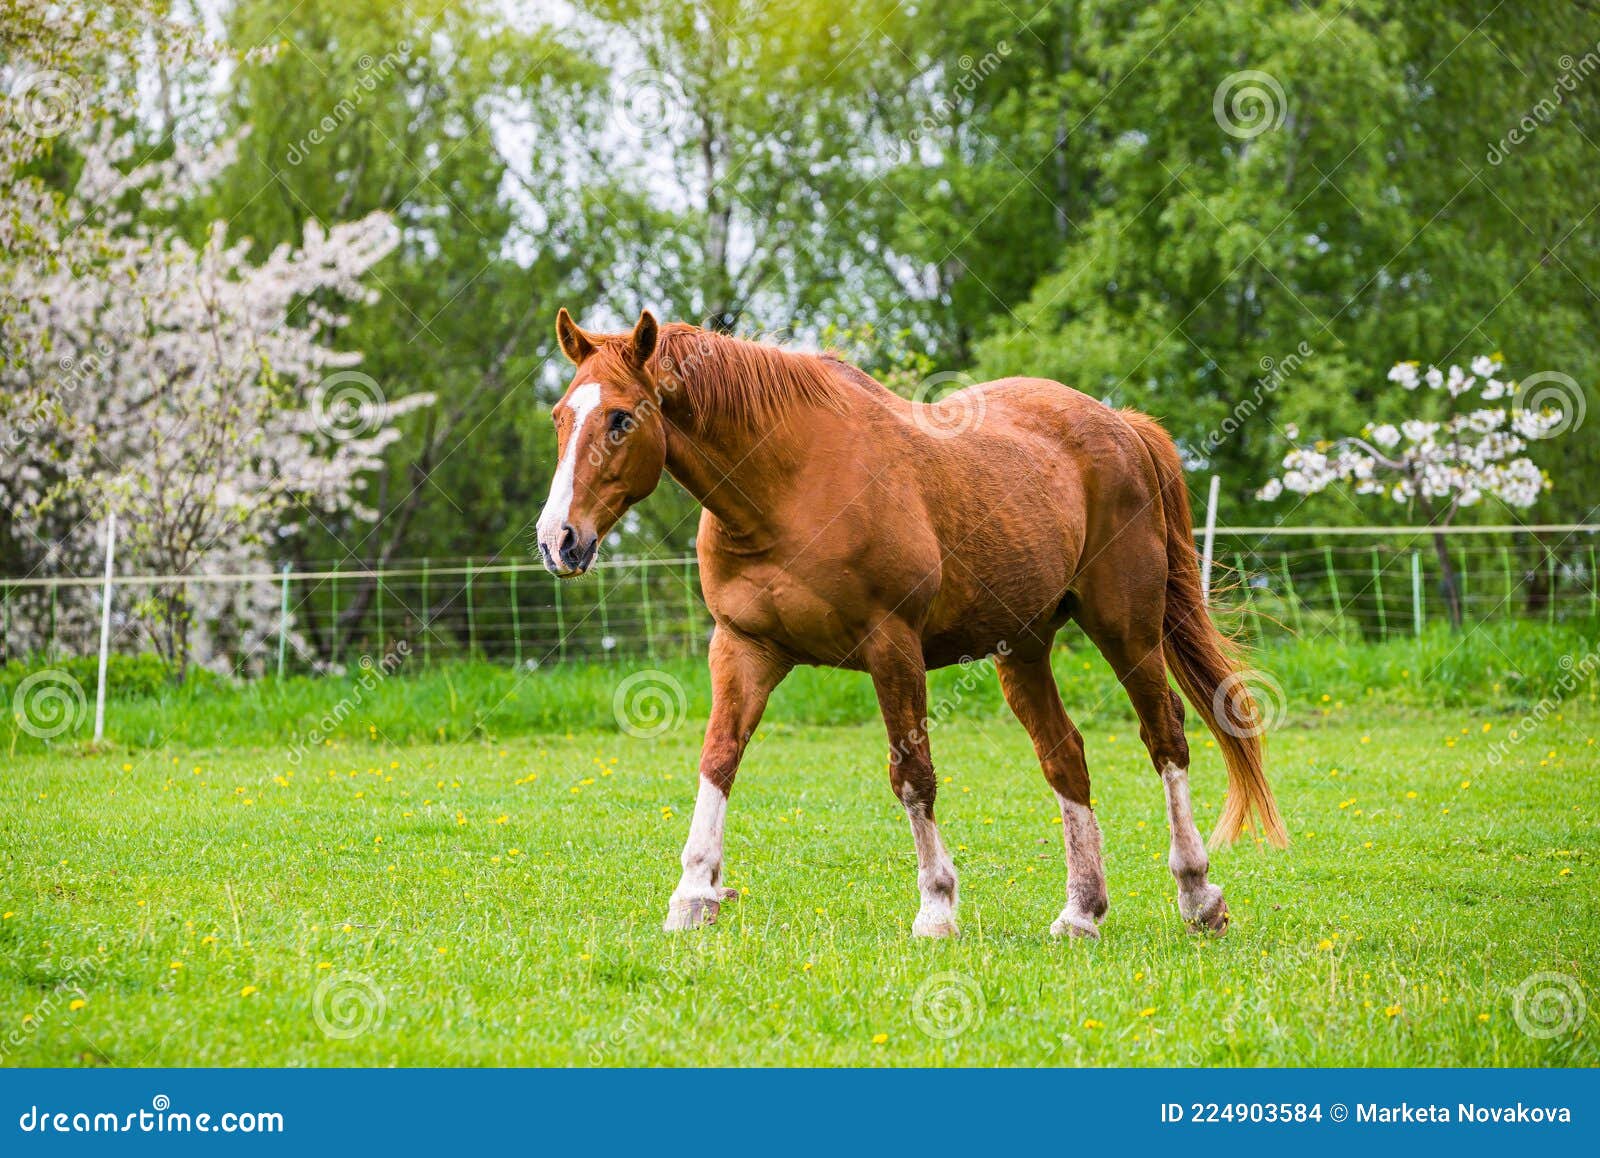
[1083,617,1228,935]
[995,652,1108,939]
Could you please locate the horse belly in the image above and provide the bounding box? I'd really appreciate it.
[921,556,1070,668]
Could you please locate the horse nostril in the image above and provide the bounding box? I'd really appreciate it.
[558,523,582,569]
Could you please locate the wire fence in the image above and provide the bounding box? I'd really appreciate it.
[3,526,1599,676]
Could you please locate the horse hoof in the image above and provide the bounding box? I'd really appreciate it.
[663,897,721,932]
[1050,912,1101,941]
[1183,891,1229,937]
[912,914,959,938]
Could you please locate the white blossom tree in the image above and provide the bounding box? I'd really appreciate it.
[1,2,432,675]
[1255,355,1572,628]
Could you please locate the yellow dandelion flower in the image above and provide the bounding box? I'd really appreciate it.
[240,986,258,998]
[69,999,87,1011]
[1138,1007,1155,1018]
[1317,939,1334,951]
[1083,1018,1104,1030]
[872,1033,888,1044]
[1385,1004,1402,1017]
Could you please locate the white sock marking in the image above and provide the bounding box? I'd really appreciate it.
[1053,795,1106,936]
[900,785,958,934]
[669,777,729,905]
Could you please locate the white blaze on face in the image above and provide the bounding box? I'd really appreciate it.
[537,381,603,563]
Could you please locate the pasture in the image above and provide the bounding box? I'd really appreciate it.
[1,627,1595,1067]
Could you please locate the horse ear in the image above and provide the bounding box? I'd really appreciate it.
[631,309,658,366]
[556,308,595,364]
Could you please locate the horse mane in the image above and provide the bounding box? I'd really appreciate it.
[649,323,853,430]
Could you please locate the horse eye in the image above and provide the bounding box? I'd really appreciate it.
[608,409,636,436]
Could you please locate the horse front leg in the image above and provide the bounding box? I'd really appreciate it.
[663,627,789,932]
[866,623,959,938]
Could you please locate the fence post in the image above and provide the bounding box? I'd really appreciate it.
[554,572,568,664]
[93,512,116,744]
[421,557,432,667]
[510,560,522,668]
[277,563,290,679]
[330,565,341,669]
[466,558,478,660]
[596,564,612,660]
[1591,545,1597,618]
[640,559,656,660]
[1370,548,1388,641]
[1411,550,1424,637]
[683,557,698,655]
[1233,551,1259,642]
[1547,550,1557,626]
[1501,544,1514,609]
[375,567,386,653]
[48,584,57,661]
[1279,552,1304,635]
[1323,547,1344,636]
[1200,475,1221,603]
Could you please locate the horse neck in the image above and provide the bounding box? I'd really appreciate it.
[662,411,816,547]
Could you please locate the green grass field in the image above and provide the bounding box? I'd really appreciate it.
[2,625,1596,1066]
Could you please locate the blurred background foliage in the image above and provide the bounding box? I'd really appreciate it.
[32,0,1600,565]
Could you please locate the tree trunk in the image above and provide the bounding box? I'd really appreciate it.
[1431,530,1463,631]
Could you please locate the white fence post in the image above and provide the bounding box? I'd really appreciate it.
[277,562,291,680]
[1199,475,1221,603]
[93,512,117,743]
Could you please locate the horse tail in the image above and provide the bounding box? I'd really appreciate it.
[1123,411,1289,850]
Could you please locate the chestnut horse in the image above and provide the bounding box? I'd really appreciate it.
[536,309,1286,940]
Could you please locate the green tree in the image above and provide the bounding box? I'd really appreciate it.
[210,0,617,651]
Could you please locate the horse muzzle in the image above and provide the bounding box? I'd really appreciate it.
[539,523,599,578]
